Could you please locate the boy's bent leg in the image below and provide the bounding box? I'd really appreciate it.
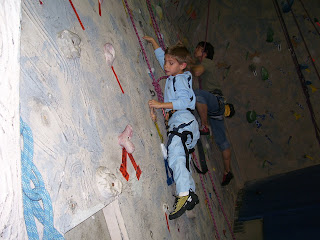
[222,148,231,174]
[195,89,221,135]
[196,102,209,127]
[209,118,234,186]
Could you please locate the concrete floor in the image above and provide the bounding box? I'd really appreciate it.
[234,219,264,240]
[65,210,111,240]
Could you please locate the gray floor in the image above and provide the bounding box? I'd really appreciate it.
[65,210,111,240]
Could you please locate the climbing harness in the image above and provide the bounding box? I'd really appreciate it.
[20,118,64,240]
[167,121,194,172]
[120,148,141,181]
[208,90,226,121]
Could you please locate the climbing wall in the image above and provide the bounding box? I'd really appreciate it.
[20,0,238,239]
[164,0,320,181]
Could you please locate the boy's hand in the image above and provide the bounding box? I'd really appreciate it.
[143,36,160,50]
[148,100,162,109]
[150,107,157,122]
[143,36,155,43]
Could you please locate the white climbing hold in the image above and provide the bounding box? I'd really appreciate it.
[96,166,122,199]
[104,43,116,67]
[57,30,81,59]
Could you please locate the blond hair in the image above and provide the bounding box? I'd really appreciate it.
[165,44,193,70]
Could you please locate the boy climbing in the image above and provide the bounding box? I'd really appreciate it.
[192,42,235,186]
[143,35,200,220]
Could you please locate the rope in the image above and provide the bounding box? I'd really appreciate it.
[272,0,320,146]
[298,0,320,36]
[287,1,320,82]
[146,0,166,51]
[20,118,64,240]
[199,0,211,89]
[122,0,164,103]
[192,152,221,240]
[207,171,236,240]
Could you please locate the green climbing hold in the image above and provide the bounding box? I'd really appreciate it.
[246,111,257,123]
[266,27,274,42]
[261,66,269,81]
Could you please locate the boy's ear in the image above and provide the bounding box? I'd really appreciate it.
[180,62,187,70]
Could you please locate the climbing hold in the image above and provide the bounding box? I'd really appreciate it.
[57,30,81,59]
[287,136,292,144]
[257,114,266,121]
[104,43,124,93]
[291,111,301,120]
[281,0,294,13]
[155,5,163,20]
[266,27,274,42]
[147,68,155,81]
[226,42,230,51]
[246,111,257,123]
[248,64,257,76]
[299,64,308,70]
[261,66,269,81]
[104,43,115,67]
[118,125,135,153]
[255,120,262,128]
[265,135,272,143]
[305,81,312,85]
[304,155,314,160]
[150,89,156,96]
[96,166,122,198]
[310,85,318,93]
[296,102,304,109]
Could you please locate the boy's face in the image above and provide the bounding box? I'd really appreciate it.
[194,45,206,59]
[164,54,186,76]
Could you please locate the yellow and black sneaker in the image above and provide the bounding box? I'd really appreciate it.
[169,190,199,220]
[187,190,199,211]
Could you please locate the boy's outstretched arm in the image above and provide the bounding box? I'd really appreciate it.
[143,36,160,50]
[149,100,173,110]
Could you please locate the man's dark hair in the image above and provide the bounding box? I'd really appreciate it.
[197,42,214,60]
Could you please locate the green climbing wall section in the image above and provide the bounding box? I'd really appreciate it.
[164,0,320,181]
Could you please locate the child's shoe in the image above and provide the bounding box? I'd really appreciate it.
[187,190,199,211]
[199,125,210,135]
[221,171,234,186]
[169,190,199,220]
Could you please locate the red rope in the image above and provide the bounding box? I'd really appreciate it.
[122,0,164,104]
[192,153,221,240]
[146,0,166,51]
[111,66,124,94]
[68,0,85,30]
[208,170,236,240]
